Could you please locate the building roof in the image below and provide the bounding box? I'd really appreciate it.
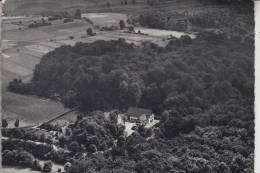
[127,107,152,117]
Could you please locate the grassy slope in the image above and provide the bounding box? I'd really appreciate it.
[2,92,76,126]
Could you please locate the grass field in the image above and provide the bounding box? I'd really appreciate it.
[2,92,76,127]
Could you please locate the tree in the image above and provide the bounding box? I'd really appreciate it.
[32,159,42,171]
[128,26,135,32]
[16,151,35,167]
[75,9,82,19]
[2,119,8,128]
[161,111,195,138]
[43,160,53,172]
[119,20,126,29]
[106,1,110,7]
[87,28,94,36]
[2,150,16,165]
[64,162,72,172]
[179,35,192,45]
[62,90,77,108]
[88,144,97,153]
[69,141,81,153]
[14,119,19,127]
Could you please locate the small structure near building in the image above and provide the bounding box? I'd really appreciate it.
[126,107,154,125]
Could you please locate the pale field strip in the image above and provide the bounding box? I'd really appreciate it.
[25,44,54,54]
[82,13,127,26]
[135,27,196,39]
[3,59,32,77]
[5,51,40,70]
[55,39,77,46]
[40,41,62,48]
[2,40,17,50]
[21,48,45,58]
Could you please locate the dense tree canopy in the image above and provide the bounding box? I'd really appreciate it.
[10,31,252,116]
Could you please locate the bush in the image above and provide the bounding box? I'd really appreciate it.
[28,21,51,28]
[100,25,119,31]
[2,119,8,128]
[63,18,74,23]
[8,79,33,94]
[48,15,62,21]
[75,9,82,19]
[179,35,192,45]
[198,29,225,41]
[69,141,81,153]
[2,150,16,165]
[119,20,126,29]
[87,28,96,36]
[43,160,53,172]
[32,159,42,171]
[16,151,35,167]
[128,26,135,32]
[161,112,195,138]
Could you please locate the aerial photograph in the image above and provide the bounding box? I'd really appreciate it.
[1,0,254,173]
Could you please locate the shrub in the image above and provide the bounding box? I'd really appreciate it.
[2,119,8,128]
[179,35,192,45]
[161,112,195,138]
[119,20,126,29]
[2,150,16,165]
[16,151,35,167]
[69,141,81,153]
[43,160,53,172]
[63,18,74,23]
[32,159,42,171]
[87,28,95,36]
[8,79,33,94]
[75,9,82,19]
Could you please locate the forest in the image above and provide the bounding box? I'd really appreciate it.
[6,1,254,172]
[7,31,254,172]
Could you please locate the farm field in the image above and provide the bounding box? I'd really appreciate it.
[2,92,76,127]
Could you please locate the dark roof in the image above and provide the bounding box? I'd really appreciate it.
[127,107,152,117]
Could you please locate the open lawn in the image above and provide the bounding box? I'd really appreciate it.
[82,13,127,27]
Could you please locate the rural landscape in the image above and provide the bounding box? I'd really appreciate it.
[1,0,254,173]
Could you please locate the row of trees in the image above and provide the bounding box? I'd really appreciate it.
[3,149,53,172]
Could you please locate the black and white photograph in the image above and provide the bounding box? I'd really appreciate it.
[0,0,255,173]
